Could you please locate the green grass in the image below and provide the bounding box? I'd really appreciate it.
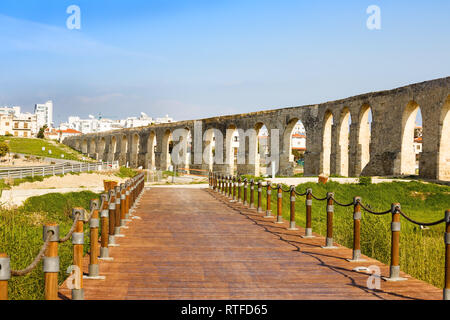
[236,180,450,289]
[0,191,100,300]
[0,137,89,161]
[115,166,138,178]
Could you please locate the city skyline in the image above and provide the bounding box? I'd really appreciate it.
[1,1,449,124]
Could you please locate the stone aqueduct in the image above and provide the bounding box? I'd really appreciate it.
[63,77,450,181]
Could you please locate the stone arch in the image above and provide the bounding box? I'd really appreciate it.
[255,122,269,176]
[98,137,106,160]
[321,110,333,176]
[131,133,140,167]
[337,107,351,177]
[81,139,88,154]
[357,104,373,175]
[121,135,128,154]
[89,138,97,157]
[399,101,421,175]
[161,129,173,170]
[146,131,156,169]
[111,136,117,154]
[225,124,238,174]
[438,95,450,181]
[281,118,306,176]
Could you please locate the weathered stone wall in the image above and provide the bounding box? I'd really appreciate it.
[63,77,450,180]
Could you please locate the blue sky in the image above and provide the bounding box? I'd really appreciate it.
[0,0,448,125]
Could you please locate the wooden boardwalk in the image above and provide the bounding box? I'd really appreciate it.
[59,187,442,300]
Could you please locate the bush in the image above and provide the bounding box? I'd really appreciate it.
[358,176,372,185]
[116,166,137,178]
[0,142,9,157]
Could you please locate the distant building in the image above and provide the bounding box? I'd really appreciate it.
[44,127,82,142]
[0,106,38,137]
[34,100,53,129]
[59,113,175,134]
[292,133,306,151]
[12,113,38,138]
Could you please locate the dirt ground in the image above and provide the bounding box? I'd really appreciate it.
[0,154,50,167]
[12,172,126,190]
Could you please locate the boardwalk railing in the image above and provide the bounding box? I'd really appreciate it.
[0,161,119,180]
[0,172,145,300]
[209,173,450,300]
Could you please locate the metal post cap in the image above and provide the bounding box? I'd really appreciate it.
[391,203,401,213]
[43,225,60,242]
[327,192,334,199]
[353,196,362,205]
[72,208,87,222]
[90,199,100,210]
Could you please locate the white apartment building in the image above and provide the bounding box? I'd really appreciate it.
[60,113,175,134]
[34,100,53,129]
[0,106,38,137]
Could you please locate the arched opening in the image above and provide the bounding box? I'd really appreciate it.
[226,125,239,175]
[111,136,117,154]
[283,118,306,176]
[131,133,140,167]
[321,110,333,176]
[99,138,106,160]
[162,129,173,170]
[81,140,88,154]
[146,131,156,169]
[338,108,351,177]
[438,96,450,181]
[203,128,215,171]
[90,138,96,156]
[400,101,422,175]
[358,104,373,175]
[256,123,269,176]
[121,135,128,154]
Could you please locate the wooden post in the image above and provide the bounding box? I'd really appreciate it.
[249,179,255,209]
[0,253,10,300]
[232,176,237,201]
[108,191,118,247]
[125,183,131,218]
[288,186,298,230]
[264,183,273,218]
[114,186,122,235]
[347,197,365,261]
[43,223,59,300]
[72,208,85,300]
[243,179,248,205]
[302,189,314,238]
[87,199,103,277]
[383,203,406,281]
[99,194,111,259]
[237,177,242,203]
[257,181,263,213]
[275,185,283,224]
[444,210,450,300]
[322,193,337,249]
[120,184,126,226]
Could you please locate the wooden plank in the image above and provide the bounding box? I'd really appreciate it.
[59,187,442,300]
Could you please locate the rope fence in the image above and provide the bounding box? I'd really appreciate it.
[0,172,146,300]
[209,172,450,300]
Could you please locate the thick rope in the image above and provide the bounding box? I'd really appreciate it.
[11,230,52,277]
[358,201,391,215]
[396,208,445,227]
[331,196,354,207]
[310,193,327,201]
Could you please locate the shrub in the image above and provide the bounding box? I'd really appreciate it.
[116,166,137,178]
[0,142,10,157]
[359,176,372,185]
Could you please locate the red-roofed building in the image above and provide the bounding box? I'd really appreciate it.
[44,128,82,142]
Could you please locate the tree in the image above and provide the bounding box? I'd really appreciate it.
[37,125,48,139]
[0,142,10,157]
